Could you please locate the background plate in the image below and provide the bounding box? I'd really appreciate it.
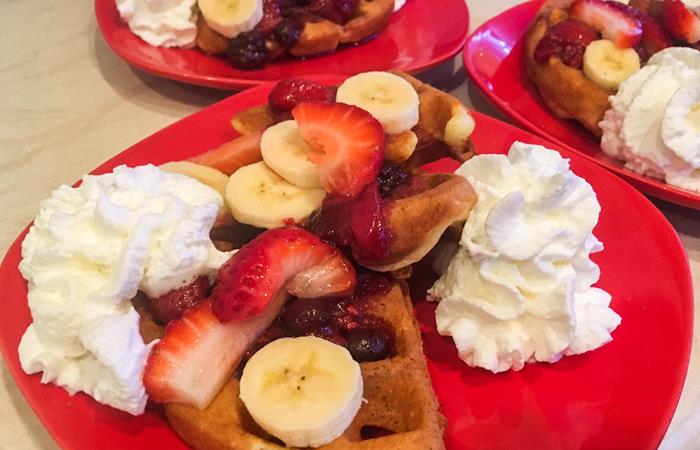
[0,77,693,450]
[462,0,700,210]
[95,0,470,90]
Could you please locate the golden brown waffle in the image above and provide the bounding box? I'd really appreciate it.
[136,281,446,450]
[524,0,611,136]
[194,0,394,58]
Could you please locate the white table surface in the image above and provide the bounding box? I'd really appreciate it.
[0,0,697,448]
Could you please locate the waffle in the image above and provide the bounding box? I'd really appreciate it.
[136,280,446,450]
[194,0,395,59]
[524,0,611,136]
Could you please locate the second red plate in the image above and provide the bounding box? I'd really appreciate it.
[96,0,470,90]
[463,0,700,210]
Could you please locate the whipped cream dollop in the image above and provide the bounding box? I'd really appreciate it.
[18,165,232,414]
[116,0,197,48]
[600,47,700,192]
[428,143,620,373]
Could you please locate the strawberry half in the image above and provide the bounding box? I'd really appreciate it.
[292,102,384,197]
[607,1,673,60]
[662,0,700,44]
[143,296,286,408]
[570,0,643,48]
[211,227,356,322]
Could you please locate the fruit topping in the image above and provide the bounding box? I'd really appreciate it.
[377,161,410,198]
[309,181,392,263]
[346,327,390,362]
[227,30,270,70]
[349,182,391,262]
[292,102,384,196]
[281,297,333,335]
[187,130,263,175]
[662,0,700,44]
[198,0,264,38]
[268,78,336,112]
[606,2,673,60]
[239,336,363,448]
[148,276,210,325]
[211,227,355,322]
[569,0,643,48]
[258,0,283,33]
[307,0,359,24]
[143,295,287,408]
[534,19,600,68]
[274,18,303,48]
[260,120,323,188]
[583,39,641,90]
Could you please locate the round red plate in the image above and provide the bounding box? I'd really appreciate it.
[95,0,469,90]
[462,0,700,210]
[0,78,693,450]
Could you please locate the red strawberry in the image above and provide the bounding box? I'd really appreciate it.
[534,19,600,68]
[211,227,355,322]
[148,276,210,325]
[569,0,643,48]
[607,2,673,60]
[143,297,285,408]
[268,78,336,112]
[293,102,384,197]
[349,181,391,262]
[662,0,700,44]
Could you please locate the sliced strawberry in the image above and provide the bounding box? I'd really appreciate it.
[148,276,210,325]
[292,102,384,197]
[211,227,355,322]
[258,0,282,33]
[349,181,391,262]
[607,2,673,60]
[143,296,285,408]
[187,131,263,176]
[534,18,600,68]
[662,0,700,44]
[569,0,643,48]
[268,78,336,112]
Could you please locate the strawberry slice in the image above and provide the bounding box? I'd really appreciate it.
[662,0,700,44]
[211,227,356,322]
[187,131,262,176]
[148,276,210,325]
[570,0,643,48]
[292,102,384,197]
[349,181,391,262]
[607,1,673,60]
[143,296,286,408]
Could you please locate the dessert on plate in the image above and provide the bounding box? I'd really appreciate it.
[15,71,620,449]
[116,0,404,70]
[526,0,700,191]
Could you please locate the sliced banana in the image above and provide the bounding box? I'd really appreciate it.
[583,39,640,91]
[260,120,323,188]
[160,161,230,214]
[239,336,363,448]
[444,105,475,150]
[226,161,325,229]
[197,0,263,39]
[336,71,419,134]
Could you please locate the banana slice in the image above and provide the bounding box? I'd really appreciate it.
[197,0,263,39]
[260,120,323,188]
[336,71,419,134]
[583,39,640,91]
[226,161,326,229]
[239,336,363,448]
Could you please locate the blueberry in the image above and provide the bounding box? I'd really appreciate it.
[274,19,302,48]
[346,328,390,362]
[281,298,333,335]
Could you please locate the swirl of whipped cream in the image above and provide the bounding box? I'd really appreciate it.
[18,165,233,414]
[428,143,620,373]
[117,0,198,48]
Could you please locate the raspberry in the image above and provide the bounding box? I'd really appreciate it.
[268,78,335,111]
[534,19,599,68]
[148,276,210,324]
[307,0,359,24]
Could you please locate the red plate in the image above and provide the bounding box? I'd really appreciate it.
[462,0,700,210]
[95,0,469,90]
[0,78,692,450]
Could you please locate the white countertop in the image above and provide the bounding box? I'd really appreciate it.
[0,0,697,448]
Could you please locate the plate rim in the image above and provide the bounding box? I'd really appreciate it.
[0,78,693,449]
[95,0,471,90]
[461,0,700,210]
